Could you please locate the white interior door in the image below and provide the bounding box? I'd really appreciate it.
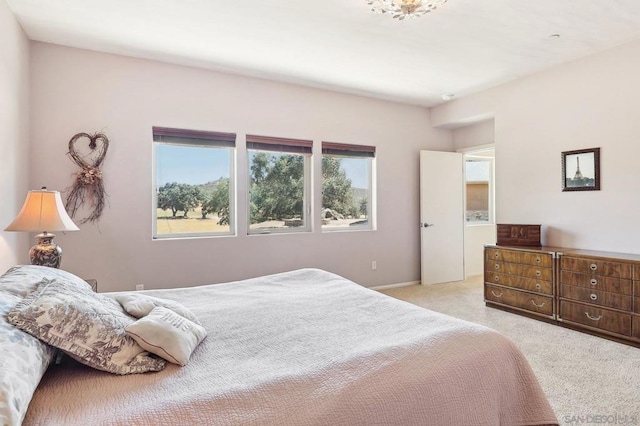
[420,151,464,285]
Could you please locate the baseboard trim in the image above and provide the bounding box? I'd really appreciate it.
[370,281,420,291]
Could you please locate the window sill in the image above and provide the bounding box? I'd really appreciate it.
[322,226,374,233]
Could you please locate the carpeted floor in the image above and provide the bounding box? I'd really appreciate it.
[380,276,640,426]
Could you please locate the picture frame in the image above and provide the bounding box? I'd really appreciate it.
[561,147,600,191]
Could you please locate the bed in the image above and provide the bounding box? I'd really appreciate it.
[1,266,558,425]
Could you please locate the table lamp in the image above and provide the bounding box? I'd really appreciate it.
[4,187,79,268]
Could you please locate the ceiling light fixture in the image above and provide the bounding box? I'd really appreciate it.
[366,0,448,20]
[441,94,454,101]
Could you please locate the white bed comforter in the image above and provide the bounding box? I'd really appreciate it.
[24,268,558,425]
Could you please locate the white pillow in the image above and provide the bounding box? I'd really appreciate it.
[113,293,202,325]
[126,306,207,366]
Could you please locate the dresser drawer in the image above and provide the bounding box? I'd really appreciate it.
[633,316,640,340]
[485,284,553,316]
[634,266,640,280]
[560,257,632,279]
[560,285,632,311]
[634,281,640,314]
[559,271,631,295]
[560,300,631,336]
[486,248,552,267]
[486,260,553,281]
[485,271,553,295]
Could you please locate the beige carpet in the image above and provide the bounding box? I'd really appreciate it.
[380,276,640,426]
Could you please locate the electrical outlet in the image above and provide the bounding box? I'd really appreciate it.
[135,284,144,291]
[372,261,377,270]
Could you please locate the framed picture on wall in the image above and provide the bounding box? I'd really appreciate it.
[561,147,600,191]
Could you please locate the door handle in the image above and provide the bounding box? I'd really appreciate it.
[421,223,435,228]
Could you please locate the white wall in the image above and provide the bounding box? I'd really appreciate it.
[29,42,452,291]
[453,119,495,151]
[432,38,640,253]
[0,0,30,271]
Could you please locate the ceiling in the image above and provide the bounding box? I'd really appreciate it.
[7,0,640,107]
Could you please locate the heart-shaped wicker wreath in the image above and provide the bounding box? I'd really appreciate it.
[65,132,109,224]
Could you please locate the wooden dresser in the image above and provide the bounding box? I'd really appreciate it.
[484,246,556,320]
[484,245,640,347]
[557,249,640,343]
[635,267,640,340]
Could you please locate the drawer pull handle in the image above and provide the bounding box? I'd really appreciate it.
[494,252,499,258]
[535,270,541,277]
[590,264,598,271]
[535,283,542,290]
[535,257,541,263]
[494,264,500,270]
[590,279,597,286]
[491,290,503,298]
[531,300,545,308]
[494,275,500,282]
[590,294,598,301]
[585,312,602,321]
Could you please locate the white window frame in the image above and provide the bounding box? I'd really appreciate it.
[152,127,236,239]
[246,135,312,235]
[321,142,376,232]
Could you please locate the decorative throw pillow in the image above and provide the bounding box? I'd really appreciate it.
[8,279,165,375]
[126,306,207,366]
[0,264,91,299]
[113,293,202,325]
[0,287,55,426]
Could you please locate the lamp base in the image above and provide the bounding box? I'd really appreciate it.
[29,232,62,268]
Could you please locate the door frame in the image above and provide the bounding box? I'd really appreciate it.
[458,144,496,278]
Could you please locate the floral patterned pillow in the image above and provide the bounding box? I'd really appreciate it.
[8,279,166,375]
[0,288,55,426]
[0,264,91,298]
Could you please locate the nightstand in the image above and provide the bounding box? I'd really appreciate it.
[84,279,98,292]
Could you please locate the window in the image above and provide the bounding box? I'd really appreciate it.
[247,135,312,234]
[321,142,375,230]
[464,152,494,224]
[153,127,235,238]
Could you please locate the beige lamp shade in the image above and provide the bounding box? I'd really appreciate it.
[5,189,79,232]
[5,188,79,268]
